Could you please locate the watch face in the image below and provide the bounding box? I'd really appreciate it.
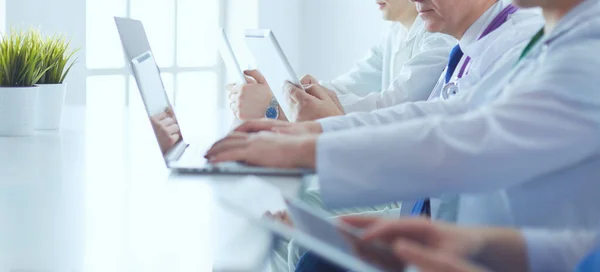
[265,107,278,119]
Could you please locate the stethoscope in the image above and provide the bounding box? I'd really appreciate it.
[441,4,519,100]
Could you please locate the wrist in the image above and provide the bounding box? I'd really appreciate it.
[265,96,280,119]
[294,136,317,169]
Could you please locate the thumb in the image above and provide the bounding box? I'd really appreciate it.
[284,81,310,104]
[244,69,267,84]
[300,74,318,85]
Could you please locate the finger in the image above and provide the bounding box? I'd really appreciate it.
[209,149,248,164]
[229,101,239,116]
[165,123,180,135]
[340,216,381,229]
[152,111,169,121]
[160,117,177,127]
[285,81,312,104]
[169,134,181,144]
[393,240,487,272]
[226,83,236,92]
[228,91,236,103]
[244,75,257,84]
[234,119,284,133]
[205,133,249,158]
[244,70,267,84]
[229,99,239,112]
[305,84,329,100]
[362,218,435,243]
[229,84,242,95]
[271,126,301,135]
[300,74,318,85]
[165,107,175,117]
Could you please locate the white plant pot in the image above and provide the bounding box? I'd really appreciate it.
[36,83,67,130]
[0,86,39,136]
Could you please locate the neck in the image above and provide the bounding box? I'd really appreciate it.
[542,0,584,33]
[395,8,419,29]
[453,0,498,40]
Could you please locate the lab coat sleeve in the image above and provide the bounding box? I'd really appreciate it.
[337,33,455,113]
[320,32,387,97]
[523,229,598,272]
[318,95,469,133]
[316,38,600,209]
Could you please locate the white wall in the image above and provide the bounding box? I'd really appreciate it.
[297,0,386,80]
[257,0,301,70]
[0,0,5,33]
[6,0,86,105]
[254,0,386,81]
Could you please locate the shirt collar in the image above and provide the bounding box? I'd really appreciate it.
[459,1,503,56]
[405,16,425,44]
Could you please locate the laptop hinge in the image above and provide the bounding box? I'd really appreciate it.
[165,140,188,164]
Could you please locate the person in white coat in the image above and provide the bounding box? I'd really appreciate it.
[226,0,456,122]
[206,0,600,231]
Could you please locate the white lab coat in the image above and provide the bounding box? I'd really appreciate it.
[319,1,543,220]
[315,0,600,229]
[318,2,543,132]
[321,17,456,113]
[524,229,598,272]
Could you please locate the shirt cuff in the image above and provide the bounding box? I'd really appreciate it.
[315,133,360,209]
[317,117,351,133]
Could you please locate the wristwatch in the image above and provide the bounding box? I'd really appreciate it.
[265,96,280,119]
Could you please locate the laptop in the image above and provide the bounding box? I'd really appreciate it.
[114,17,313,176]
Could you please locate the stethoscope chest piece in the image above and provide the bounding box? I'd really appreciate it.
[442,82,459,100]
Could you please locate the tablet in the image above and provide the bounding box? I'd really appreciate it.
[244,29,304,120]
[219,28,247,84]
[215,176,386,272]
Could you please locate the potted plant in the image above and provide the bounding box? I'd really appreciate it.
[0,29,50,136]
[35,35,78,130]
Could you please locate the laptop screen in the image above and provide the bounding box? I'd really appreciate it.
[131,51,184,156]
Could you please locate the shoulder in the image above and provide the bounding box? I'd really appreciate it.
[469,10,544,77]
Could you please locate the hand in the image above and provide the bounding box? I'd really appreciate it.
[285,75,345,122]
[341,217,487,271]
[232,119,323,135]
[150,107,181,154]
[264,210,294,227]
[227,70,273,120]
[204,131,317,169]
[390,240,490,272]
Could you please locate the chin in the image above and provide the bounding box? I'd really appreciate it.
[381,11,392,20]
[511,0,539,8]
[423,21,443,33]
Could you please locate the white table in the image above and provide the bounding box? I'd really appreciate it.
[0,106,303,272]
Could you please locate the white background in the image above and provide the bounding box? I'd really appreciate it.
[1,0,385,106]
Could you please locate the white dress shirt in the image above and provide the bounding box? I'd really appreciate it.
[315,0,600,230]
[321,17,456,113]
[317,2,543,132]
[524,229,598,272]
